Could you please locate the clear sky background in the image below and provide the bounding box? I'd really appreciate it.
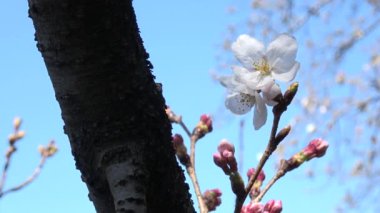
[0,1,353,213]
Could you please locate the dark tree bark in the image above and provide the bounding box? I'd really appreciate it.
[28,0,194,212]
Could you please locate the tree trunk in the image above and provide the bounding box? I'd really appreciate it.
[28,0,195,212]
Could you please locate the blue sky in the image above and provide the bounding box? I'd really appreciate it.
[0,1,345,213]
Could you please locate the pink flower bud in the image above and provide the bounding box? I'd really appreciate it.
[303,138,329,160]
[218,139,235,154]
[203,189,222,211]
[264,200,282,213]
[193,114,213,138]
[172,134,184,147]
[309,138,329,157]
[172,134,189,166]
[214,140,238,174]
[200,114,213,132]
[241,202,264,213]
[213,153,230,174]
[247,168,266,182]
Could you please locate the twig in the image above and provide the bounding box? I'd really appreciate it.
[179,120,192,138]
[186,135,208,213]
[0,146,16,193]
[254,161,288,203]
[0,156,47,198]
[238,120,245,174]
[234,111,283,213]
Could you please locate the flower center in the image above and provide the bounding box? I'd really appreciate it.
[254,58,271,75]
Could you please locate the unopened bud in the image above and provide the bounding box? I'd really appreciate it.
[193,114,213,138]
[172,134,190,166]
[13,117,22,130]
[283,82,298,106]
[303,138,329,159]
[241,202,264,213]
[172,134,184,147]
[287,138,329,171]
[247,168,266,182]
[16,131,25,140]
[217,139,235,154]
[214,140,238,174]
[46,141,58,157]
[274,125,291,146]
[264,200,282,213]
[203,189,222,211]
[213,153,230,175]
[39,141,58,157]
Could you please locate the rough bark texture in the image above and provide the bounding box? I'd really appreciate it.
[28,0,194,212]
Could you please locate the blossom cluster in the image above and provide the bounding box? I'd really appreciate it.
[219,34,300,129]
[241,200,282,213]
[193,114,213,138]
[213,140,237,175]
[203,189,222,211]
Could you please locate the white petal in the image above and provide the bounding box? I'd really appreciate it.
[232,34,265,70]
[231,65,250,78]
[232,66,261,91]
[218,75,234,88]
[255,75,274,89]
[266,34,298,65]
[253,93,267,130]
[262,83,281,106]
[225,93,255,115]
[272,61,300,82]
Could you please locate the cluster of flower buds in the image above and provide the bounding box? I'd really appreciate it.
[203,188,222,211]
[193,114,213,139]
[247,168,266,198]
[171,134,190,166]
[286,138,329,171]
[38,140,58,158]
[241,200,282,213]
[214,140,245,197]
[8,117,25,146]
[213,140,237,175]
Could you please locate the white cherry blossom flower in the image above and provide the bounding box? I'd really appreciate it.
[219,71,281,130]
[231,34,300,89]
[218,33,299,130]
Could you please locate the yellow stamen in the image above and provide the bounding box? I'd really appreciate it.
[254,59,271,75]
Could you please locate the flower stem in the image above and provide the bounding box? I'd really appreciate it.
[0,156,47,198]
[254,160,289,203]
[234,104,285,213]
[179,120,192,138]
[0,146,15,193]
[186,135,208,213]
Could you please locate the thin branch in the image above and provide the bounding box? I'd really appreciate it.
[254,164,287,203]
[238,119,245,174]
[234,111,283,213]
[186,135,208,213]
[179,120,192,138]
[0,146,16,193]
[0,156,47,198]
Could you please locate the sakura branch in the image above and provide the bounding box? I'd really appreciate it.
[167,107,216,213]
[214,33,329,213]
[0,117,58,198]
[168,33,329,213]
[254,138,329,203]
